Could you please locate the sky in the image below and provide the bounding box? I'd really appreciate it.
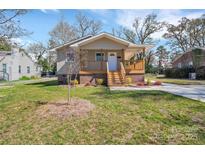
[16,9,205,48]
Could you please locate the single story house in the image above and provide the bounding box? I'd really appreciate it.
[0,48,41,81]
[172,47,205,68]
[53,33,153,86]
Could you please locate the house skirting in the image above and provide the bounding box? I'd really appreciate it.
[57,74,107,85]
[126,74,144,83]
[58,73,144,85]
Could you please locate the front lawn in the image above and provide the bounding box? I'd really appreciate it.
[146,74,205,85]
[0,80,205,144]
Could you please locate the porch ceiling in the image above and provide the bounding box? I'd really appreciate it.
[80,49,124,51]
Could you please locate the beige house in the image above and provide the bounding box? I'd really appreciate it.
[54,33,153,86]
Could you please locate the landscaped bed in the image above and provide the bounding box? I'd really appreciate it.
[146,74,205,85]
[0,80,205,144]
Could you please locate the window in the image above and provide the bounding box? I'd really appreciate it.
[66,53,74,62]
[188,61,193,66]
[95,52,105,61]
[2,64,7,73]
[178,63,182,68]
[27,66,30,73]
[19,65,21,73]
[36,66,38,72]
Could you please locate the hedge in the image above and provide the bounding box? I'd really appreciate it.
[165,67,195,79]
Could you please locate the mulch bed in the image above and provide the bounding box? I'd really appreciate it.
[35,98,95,119]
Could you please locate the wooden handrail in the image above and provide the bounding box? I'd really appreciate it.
[120,62,126,81]
[106,62,110,86]
[123,60,144,70]
[80,61,107,71]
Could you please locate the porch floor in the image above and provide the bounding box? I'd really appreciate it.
[79,70,106,75]
[79,70,144,75]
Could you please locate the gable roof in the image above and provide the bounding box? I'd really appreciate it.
[52,32,154,51]
[50,35,92,51]
[0,51,12,62]
[70,32,136,47]
[172,47,205,63]
[0,50,38,65]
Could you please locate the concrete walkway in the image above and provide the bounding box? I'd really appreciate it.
[110,83,205,102]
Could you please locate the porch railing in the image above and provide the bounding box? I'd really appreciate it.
[120,62,126,81]
[80,61,107,71]
[80,60,144,72]
[123,60,144,71]
[106,62,110,86]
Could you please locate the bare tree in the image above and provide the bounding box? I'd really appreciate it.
[122,28,136,43]
[26,42,47,63]
[74,12,102,37]
[0,10,30,50]
[65,48,80,103]
[155,46,170,73]
[112,26,124,38]
[49,18,76,48]
[145,49,156,72]
[164,14,205,52]
[89,19,102,35]
[0,10,30,39]
[132,14,165,71]
[114,14,164,71]
[132,14,165,44]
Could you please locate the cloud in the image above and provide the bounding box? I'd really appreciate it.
[89,9,112,16]
[10,38,35,48]
[40,9,60,14]
[115,9,205,39]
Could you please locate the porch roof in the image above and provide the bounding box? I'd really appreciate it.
[52,32,154,52]
[70,32,154,50]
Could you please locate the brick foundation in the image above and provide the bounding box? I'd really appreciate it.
[126,74,144,83]
[57,74,79,85]
[58,74,107,85]
[80,74,107,85]
[58,73,144,85]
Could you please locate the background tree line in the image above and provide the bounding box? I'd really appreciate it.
[0,10,204,74]
[27,12,103,73]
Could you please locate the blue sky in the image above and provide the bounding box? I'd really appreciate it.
[17,9,205,48]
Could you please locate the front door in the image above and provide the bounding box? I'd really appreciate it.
[108,52,117,71]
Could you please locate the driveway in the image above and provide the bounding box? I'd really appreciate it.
[110,83,205,102]
[161,83,205,102]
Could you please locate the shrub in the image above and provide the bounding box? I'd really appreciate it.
[70,79,78,86]
[19,76,30,80]
[147,78,151,86]
[31,75,40,79]
[196,66,205,79]
[126,77,132,85]
[165,67,191,79]
[153,81,162,85]
[137,82,145,86]
[96,78,104,85]
[84,82,91,87]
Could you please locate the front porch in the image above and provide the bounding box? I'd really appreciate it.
[79,59,145,86]
[79,60,145,75]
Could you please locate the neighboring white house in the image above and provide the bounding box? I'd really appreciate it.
[0,48,41,81]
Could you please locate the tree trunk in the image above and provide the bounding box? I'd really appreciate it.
[67,74,71,103]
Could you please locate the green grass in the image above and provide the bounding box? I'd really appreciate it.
[146,74,205,85]
[0,80,205,144]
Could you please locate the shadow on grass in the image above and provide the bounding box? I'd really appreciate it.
[190,105,205,112]
[93,90,170,100]
[26,80,58,87]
